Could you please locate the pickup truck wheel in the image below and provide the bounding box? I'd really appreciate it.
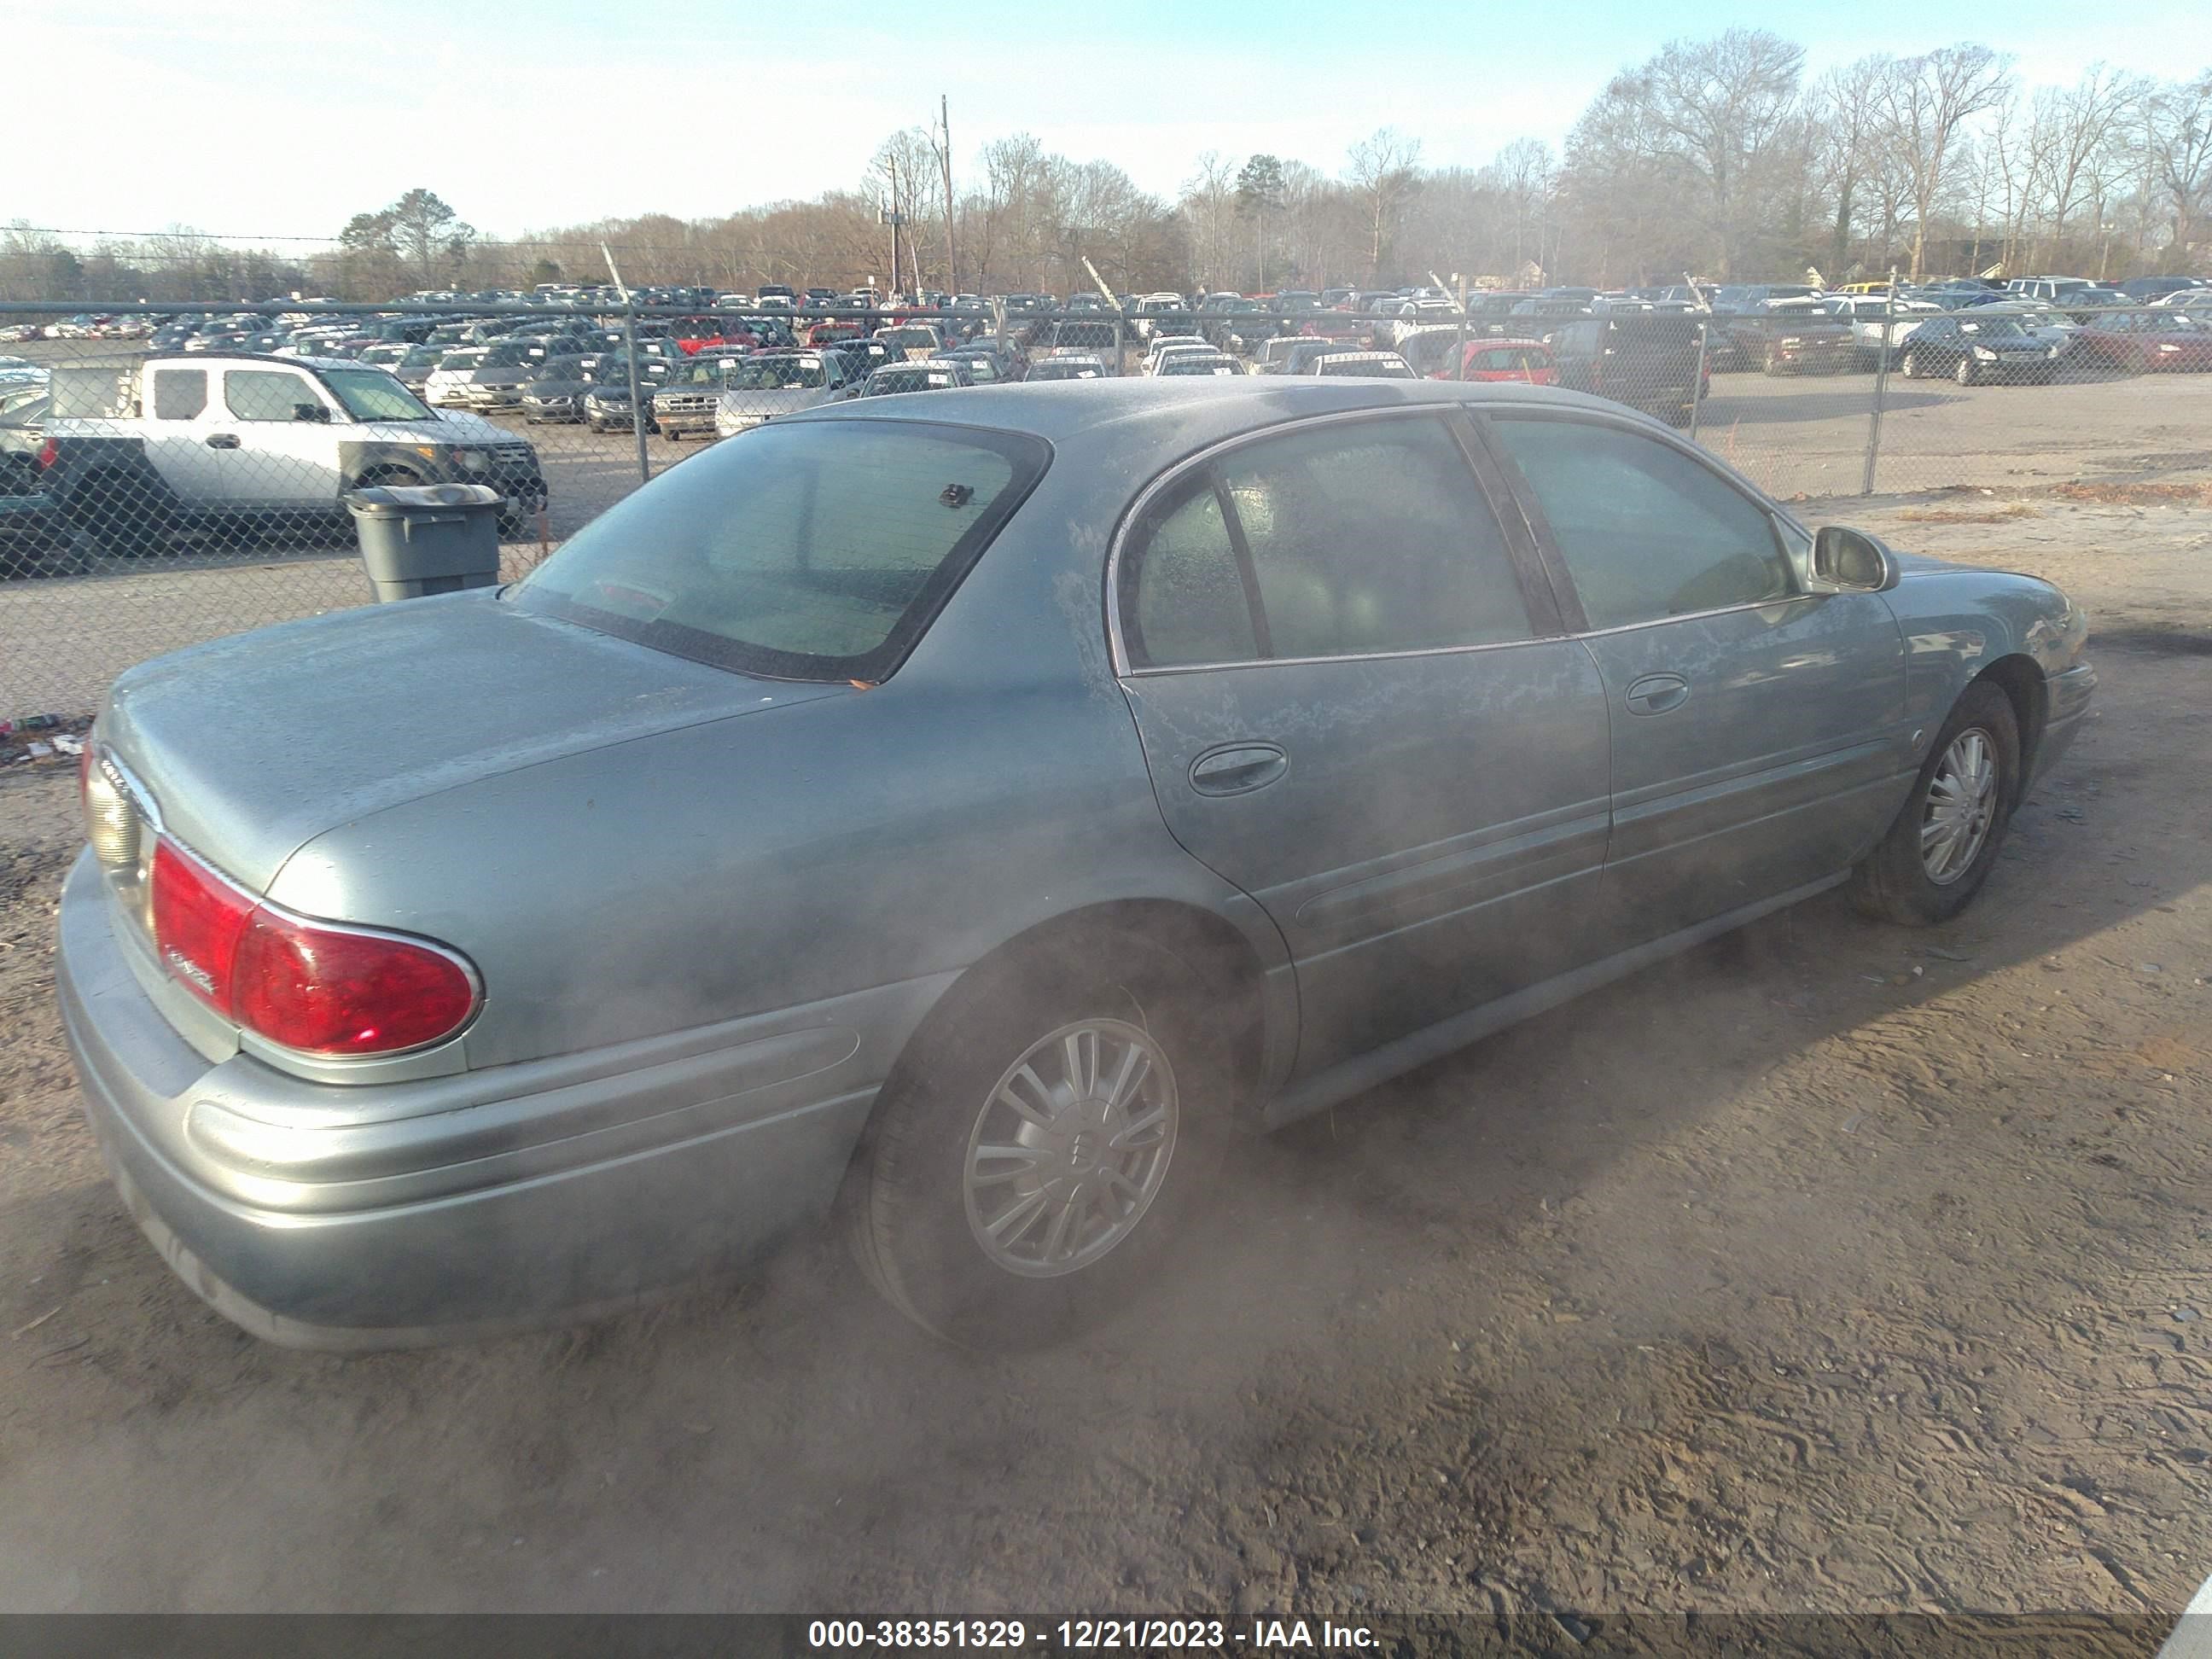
[73,482,175,559]
[1850,682,2020,927]
[845,937,1234,1348]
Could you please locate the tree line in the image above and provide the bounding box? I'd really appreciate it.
[3,36,2206,306]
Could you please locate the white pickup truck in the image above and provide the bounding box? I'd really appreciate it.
[40,352,546,556]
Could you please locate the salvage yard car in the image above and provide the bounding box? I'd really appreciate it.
[55,377,2093,1352]
[711,350,859,438]
[39,354,547,550]
[1897,315,2062,384]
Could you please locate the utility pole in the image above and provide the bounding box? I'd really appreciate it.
[882,156,900,300]
[938,95,958,298]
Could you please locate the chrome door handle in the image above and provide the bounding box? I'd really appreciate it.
[1624,673,1690,716]
[1190,743,1288,796]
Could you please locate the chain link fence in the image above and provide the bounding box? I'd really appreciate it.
[4,296,2208,716]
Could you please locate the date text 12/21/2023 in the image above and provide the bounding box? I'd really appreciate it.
[805,1620,1380,1650]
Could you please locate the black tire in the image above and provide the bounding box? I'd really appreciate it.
[844,935,1237,1348]
[72,480,176,559]
[1762,349,1784,375]
[1954,356,1976,387]
[1900,350,1919,379]
[1850,681,2021,927]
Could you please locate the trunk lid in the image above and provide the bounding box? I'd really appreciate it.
[99,591,842,892]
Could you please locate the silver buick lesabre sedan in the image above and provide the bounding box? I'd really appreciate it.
[56,379,2094,1350]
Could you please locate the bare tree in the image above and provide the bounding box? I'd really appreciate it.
[1877,44,2016,279]
[1813,57,1890,274]
[1346,127,1423,282]
[2144,70,2212,259]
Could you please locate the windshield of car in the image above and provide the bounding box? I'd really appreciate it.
[731,356,828,391]
[1159,356,1238,375]
[880,328,939,348]
[868,368,958,393]
[481,341,550,368]
[1959,318,2029,339]
[513,420,1047,682]
[318,368,437,422]
[1316,356,1415,377]
[670,356,741,386]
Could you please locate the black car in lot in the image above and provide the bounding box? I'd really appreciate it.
[1897,315,2060,385]
[582,358,674,433]
[1545,314,1709,423]
[521,353,620,423]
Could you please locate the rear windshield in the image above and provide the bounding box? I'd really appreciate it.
[512,420,1049,682]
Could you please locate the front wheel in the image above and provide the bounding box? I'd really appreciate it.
[1954,357,1976,386]
[1850,681,2021,927]
[1900,351,1919,379]
[844,939,1233,1348]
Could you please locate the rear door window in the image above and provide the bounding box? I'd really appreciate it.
[151,368,207,420]
[1119,415,1535,667]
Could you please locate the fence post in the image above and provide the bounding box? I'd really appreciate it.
[1114,312,1126,377]
[625,297,652,487]
[1689,317,1708,445]
[1454,275,1469,381]
[1860,266,1898,496]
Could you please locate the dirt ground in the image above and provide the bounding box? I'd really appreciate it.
[0,490,2208,1622]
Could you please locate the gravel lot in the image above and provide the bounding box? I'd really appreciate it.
[0,490,2207,1623]
[3,366,2209,715]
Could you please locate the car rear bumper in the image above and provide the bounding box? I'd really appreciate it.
[55,850,935,1349]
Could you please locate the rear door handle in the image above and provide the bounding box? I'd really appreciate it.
[1190,743,1288,796]
[205,434,241,450]
[1624,673,1690,716]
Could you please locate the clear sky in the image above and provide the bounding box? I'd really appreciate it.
[18,0,2207,245]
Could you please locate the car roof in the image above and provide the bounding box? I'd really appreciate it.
[786,375,1630,454]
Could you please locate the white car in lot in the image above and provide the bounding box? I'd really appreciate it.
[424,348,487,408]
[710,351,860,439]
[1824,294,1943,363]
[1313,351,1417,378]
[1141,335,1210,373]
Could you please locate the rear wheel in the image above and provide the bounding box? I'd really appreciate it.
[1850,681,2020,927]
[844,938,1234,1348]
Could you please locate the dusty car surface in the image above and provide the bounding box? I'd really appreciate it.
[55,379,2093,1352]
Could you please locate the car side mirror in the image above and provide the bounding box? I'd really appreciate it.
[292,402,329,423]
[1812,524,1901,592]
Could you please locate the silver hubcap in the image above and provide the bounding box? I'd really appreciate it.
[963,1017,1177,1278]
[1922,727,2000,884]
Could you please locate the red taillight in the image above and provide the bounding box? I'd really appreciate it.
[234,911,476,1057]
[36,437,58,471]
[151,836,478,1057]
[152,841,254,1011]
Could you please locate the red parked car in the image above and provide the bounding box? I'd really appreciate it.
[2069,311,2212,373]
[1430,338,1560,384]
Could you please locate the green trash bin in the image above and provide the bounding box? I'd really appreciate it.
[344,482,504,602]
